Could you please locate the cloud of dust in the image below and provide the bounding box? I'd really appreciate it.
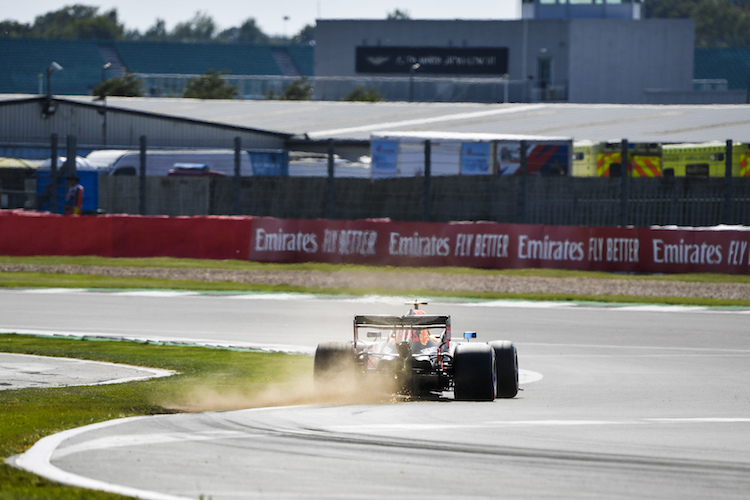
[162,371,402,413]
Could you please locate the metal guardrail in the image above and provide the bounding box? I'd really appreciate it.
[135,73,538,103]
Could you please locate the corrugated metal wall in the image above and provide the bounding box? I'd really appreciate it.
[0,98,288,153]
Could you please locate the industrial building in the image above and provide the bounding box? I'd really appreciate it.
[315,2,696,104]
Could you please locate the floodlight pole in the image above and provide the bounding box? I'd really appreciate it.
[409,63,420,102]
[101,62,111,83]
[46,61,63,97]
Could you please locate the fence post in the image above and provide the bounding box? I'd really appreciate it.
[517,140,527,223]
[49,133,58,213]
[424,140,431,222]
[65,135,76,179]
[234,136,242,215]
[327,139,335,219]
[619,138,629,226]
[139,135,147,215]
[723,139,733,224]
[63,135,77,215]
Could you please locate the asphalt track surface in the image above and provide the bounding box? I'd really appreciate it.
[3,289,750,499]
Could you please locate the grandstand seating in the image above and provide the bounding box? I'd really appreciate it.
[1,38,745,97]
[284,45,315,76]
[0,38,105,95]
[113,41,283,75]
[0,38,315,95]
[694,48,750,90]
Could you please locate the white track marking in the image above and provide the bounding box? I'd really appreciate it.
[53,430,249,459]
[12,288,750,314]
[0,353,174,390]
[8,417,191,500]
[108,290,201,298]
[225,292,318,300]
[519,369,543,384]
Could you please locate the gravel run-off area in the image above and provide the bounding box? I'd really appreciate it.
[2,265,750,301]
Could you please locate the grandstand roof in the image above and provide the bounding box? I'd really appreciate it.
[56,96,750,144]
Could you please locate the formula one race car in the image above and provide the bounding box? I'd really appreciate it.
[313,301,518,401]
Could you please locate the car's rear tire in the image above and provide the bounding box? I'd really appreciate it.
[453,343,496,401]
[313,342,356,387]
[490,340,518,398]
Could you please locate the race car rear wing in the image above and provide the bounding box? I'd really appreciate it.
[354,315,451,328]
[353,315,451,347]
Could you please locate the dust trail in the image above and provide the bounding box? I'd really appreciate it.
[164,372,402,412]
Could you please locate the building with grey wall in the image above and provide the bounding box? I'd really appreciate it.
[314,17,694,104]
[0,96,290,159]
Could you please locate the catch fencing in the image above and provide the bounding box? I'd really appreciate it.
[99,175,750,228]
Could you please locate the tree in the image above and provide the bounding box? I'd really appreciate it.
[183,70,239,99]
[279,77,314,100]
[171,12,216,42]
[342,86,384,102]
[644,0,750,47]
[643,0,698,18]
[32,4,124,39]
[693,0,750,47]
[140,19,168,41]
[235,18,270,43]
[291,24,315,45]
[0,21,33,38]
[387,9,411,20]
[91,73,145,98]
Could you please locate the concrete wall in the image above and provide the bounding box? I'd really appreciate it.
[645,90,748,105]
[567,19,694,103]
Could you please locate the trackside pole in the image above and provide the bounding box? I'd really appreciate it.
[234,137,242,215]
[65,135,76,181]
[327,138,335,219]
[49,133,58,213]
[517,140,527,223]
[424,139,431,222]
[139,135,146,215]
[724,139,733,224]
[619,138,629,227]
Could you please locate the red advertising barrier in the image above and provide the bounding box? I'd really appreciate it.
[248,217,750,275]
[2,210,749,274]
[0,211,253,260]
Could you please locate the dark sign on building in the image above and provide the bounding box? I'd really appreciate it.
[356,46,508,75]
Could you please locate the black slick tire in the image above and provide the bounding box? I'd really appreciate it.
[489,340,518,398]
[313,341,355,385]
[453,343,496,401]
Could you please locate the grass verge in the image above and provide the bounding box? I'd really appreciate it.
[0,333,312,500]
[1,255,749,307]
[3,254,750,283]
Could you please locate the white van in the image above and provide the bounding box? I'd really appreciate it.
[85,149,254,177]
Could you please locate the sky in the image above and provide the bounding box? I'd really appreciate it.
[3,1,521,37]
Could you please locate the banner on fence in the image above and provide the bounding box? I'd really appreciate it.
[1,210,749,274]
[248,217,750,275]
